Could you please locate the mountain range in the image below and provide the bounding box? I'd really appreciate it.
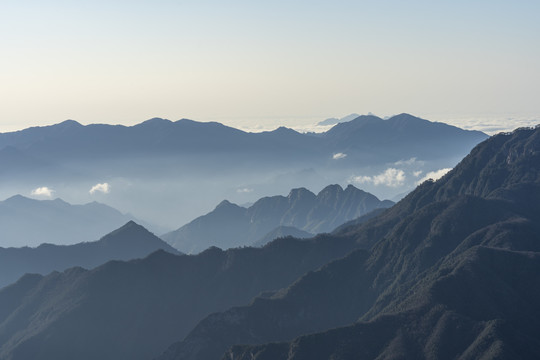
[0,117,519,360]
[162,184,393,254]
[0,114,485,164]
[0,195,162,247]
[0,221,178,289]
[156,125,540,360]
[0,114,487,228]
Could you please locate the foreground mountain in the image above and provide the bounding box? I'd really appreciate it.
[0,230,362,359]
[162,184,393,254]
[0,221,178,289]
[0,114,487,228]
[0,195,161,247]
[157,126,540,360]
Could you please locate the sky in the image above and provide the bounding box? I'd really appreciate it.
[1,0,539,133]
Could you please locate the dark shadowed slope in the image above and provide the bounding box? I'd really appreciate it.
[162,184,393,254]
[0,229,361,359]
[227,246,540,360]
[157,126,540,360]
[0,195,160,247]
[0,221,178,289]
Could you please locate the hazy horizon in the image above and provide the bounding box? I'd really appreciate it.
[1,1,538,134]
[0,112,538,136]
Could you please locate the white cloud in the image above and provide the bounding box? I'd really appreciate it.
[417,168,452,184]
[237,188,253,193]
[332,152,347,160]
[394,157,417,166]
[413,170,423,177]
[31,186,54,198]
[89,183,110,194]
[351,168,406,187]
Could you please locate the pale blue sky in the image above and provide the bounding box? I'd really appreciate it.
[1,0,539,132]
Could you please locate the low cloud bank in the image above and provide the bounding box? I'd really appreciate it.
[351,168,406,187]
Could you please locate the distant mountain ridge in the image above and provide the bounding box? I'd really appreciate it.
[0,221,178,289]
[0,113,488,229]
[0,113,486,164]
[0,195,161,247]
[161,184,394,254]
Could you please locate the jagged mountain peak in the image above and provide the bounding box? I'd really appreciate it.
[138,117,172,126]
[4,194,31,203]
[318,184,344,195]
[270,126,300,135]
[99,220,152,241]
[56,119,83,127]
[387,112,423,121]
[162,185,393,254]
[351,114,383,122]
[214,199,243,211]
[287,188,316,201]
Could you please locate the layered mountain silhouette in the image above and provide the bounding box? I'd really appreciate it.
[156,126,540,360]
[161,184,393,254]
[0,231,361,359]
[0,114,485,163]
[0,114,487,228]
[0,195,160,247]
[0,122,530,360]
[0,221,178,289]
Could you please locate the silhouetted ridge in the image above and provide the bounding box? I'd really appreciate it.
[137,117,173,128]
[0,227,359,360]
[269,126,301,136]
[56,119,83,128]
[0,114,486,168]
[287,187,315,201]
[254,226,314,247]
[4,194,32,204]
[215,200,244,211]
[99,220,158,245]
[0,221,178,289]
